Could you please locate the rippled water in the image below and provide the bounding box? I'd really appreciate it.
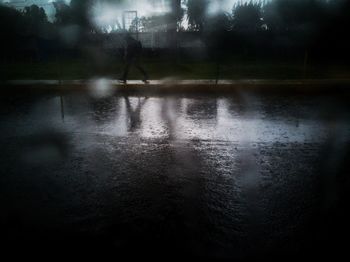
[0,92,349,258]
[2,94,348,142]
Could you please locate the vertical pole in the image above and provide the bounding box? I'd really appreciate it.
[57,46,62,86]
[122,12,125,31]
[216,49,220,85]
[136,11,139,40]
[216,61,220,85]
[1,50,6,82]
[303,49,308,78]
[60,95,65,122]
[58,56,62,86]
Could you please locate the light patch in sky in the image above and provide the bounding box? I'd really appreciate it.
[90,0,172,30]
[3,0,259,28]
[207,0,251,15]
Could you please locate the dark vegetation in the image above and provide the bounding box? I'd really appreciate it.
[1,0,349,79]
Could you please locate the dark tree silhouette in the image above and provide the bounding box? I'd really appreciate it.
[1,0,350,64]
[53,0,94,30]
[70,0,93,29]
[263,0,326,32]
[53,0,74,26]
[0,5,25,58]
[23,5,48,24]
[233,1,263,32]
[23,4,49,36]
[187,0,208,32]
[169,0,184,31]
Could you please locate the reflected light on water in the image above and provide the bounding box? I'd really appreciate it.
[6,94,344,145]
[88,78,113,98]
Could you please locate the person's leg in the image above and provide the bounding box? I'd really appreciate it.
[134,58,149,82]
[120,60,131,82]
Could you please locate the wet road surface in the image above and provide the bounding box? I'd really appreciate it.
[1,90,350,259]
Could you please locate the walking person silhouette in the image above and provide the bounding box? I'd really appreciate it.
[119,34,149,84]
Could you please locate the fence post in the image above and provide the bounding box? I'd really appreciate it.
[57,46,63,86]
[60,95,65,122]
[303,49,308,78]
[216,49,221,85]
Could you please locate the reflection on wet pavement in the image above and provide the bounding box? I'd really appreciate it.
[0,92,349,258]
[2,94,348,142]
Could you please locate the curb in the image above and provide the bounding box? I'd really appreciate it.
[1,79,350,94]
